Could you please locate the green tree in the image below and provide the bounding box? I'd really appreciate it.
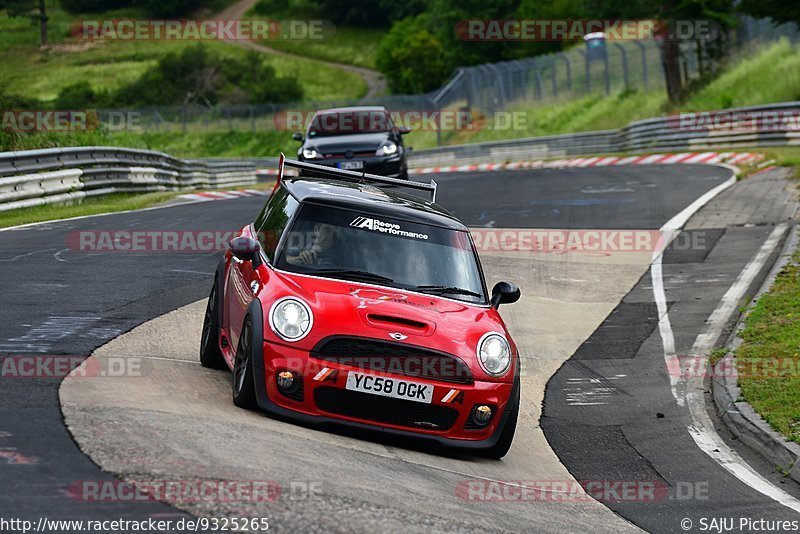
[739,0,800,26]
[634,0,735,103]
[376,15,450,93]
[109,46,303,107]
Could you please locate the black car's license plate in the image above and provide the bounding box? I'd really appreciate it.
[338,161,364,170]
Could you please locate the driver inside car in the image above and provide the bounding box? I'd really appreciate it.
[286,223,340,266]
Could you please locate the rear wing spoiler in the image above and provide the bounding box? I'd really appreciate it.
[275,153,437,203]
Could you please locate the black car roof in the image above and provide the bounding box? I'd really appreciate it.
[282,177,467,231]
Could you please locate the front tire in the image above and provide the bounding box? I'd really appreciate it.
[200,276,226,369]
[481,401,518,459]
[232,317,258,409]
[481,373,520,459]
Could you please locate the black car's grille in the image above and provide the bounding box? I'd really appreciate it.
[311,337,473,384]
[314,387,459,431]
[322,151,374,159]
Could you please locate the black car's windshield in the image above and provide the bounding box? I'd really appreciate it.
[308,110,393,138]
[275,204,486,303]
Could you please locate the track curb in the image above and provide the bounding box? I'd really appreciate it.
[712,223,800,481]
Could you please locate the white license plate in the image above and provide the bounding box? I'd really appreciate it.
[345,372,432,404]
[338,161,364,170]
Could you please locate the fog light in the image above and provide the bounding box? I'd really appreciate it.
[277,371,295,390]
[473,405,493,426]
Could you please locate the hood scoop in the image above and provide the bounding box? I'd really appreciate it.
[364,313,434,336]
[367,314,427,330]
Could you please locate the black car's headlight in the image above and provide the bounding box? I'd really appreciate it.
[302,148,319,159]
[375,142,398,156]
[269,297,313,341]
[477,332,512,377]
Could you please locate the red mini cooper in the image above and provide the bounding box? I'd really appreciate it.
[200,156,522,458]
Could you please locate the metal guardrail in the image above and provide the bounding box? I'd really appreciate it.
[0,147,257,212]
[1,101,796,211]
[406,101,800,166]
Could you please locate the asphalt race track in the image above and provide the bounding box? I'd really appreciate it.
[2,164,799,532]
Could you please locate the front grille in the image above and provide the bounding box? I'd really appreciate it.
[311,337,473,384]
[314,387,459,431]
[323,151,374,159]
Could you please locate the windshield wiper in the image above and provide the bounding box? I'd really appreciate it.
[413,285,483,298]
[311,269,394,284]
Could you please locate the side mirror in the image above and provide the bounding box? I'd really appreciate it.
[490,281,520,308]
[292,132,304,142]
[398,126,411,135]
[229,236,263,268]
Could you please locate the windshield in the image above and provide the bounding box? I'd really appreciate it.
[308,110,393,138]
[275,204,486,303]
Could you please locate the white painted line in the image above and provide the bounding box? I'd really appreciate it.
[682,224,799,511]
[649,178,800,512]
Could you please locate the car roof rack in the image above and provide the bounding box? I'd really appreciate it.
[276,153,437,203]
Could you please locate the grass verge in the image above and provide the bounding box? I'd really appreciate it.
[0,191,180,228]
[736,244,800,443]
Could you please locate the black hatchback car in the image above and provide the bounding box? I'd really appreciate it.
[293,106,410,179]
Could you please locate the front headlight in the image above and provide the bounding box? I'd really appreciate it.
[376,142,398,156]
[477,332,512,377]
[302,148,318,159]
[269,297,313,341]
